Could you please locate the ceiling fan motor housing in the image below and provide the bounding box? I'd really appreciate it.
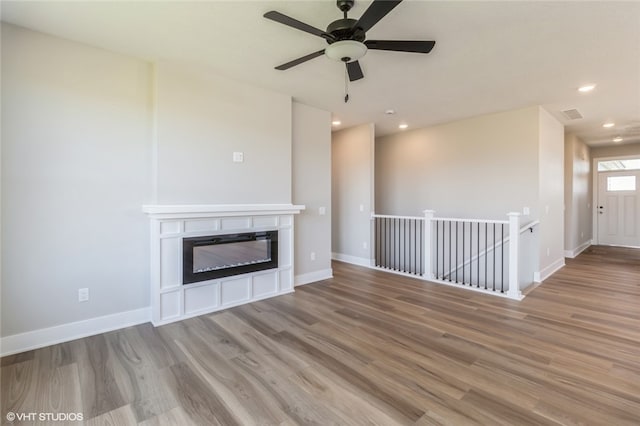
[326,19,365,43]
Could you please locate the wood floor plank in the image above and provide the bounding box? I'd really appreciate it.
[271,329,426,422]
[0,350,34,367]
[173,336,288,425]
[288,366,407,426]
[134,322,183,370]
[138,406,197,426]
[1,245,638,425]
[33,362,82,418]
[0,358,39,417]
[231,351,348,425]
[166,361,240,426]
[70,333,126,419]
[85,404,137,426]
[105,327,179,422]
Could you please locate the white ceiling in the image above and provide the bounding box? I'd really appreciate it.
[2,0,640,145]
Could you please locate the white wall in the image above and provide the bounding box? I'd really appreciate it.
[292,102,332,284]
[537,107,565,278]
[332,124,375,265]
[1,25,316,355]
[154,62,292,204]
[564,133,592,256]
[374,106,566,281]
[590,143,640,159]
[1,24,152,336]
[375,106,540,219]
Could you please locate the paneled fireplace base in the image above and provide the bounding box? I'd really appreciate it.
[143,204,304,325]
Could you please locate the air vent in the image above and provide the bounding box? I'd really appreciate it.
[623,122,640,134]
[562,109,583,120]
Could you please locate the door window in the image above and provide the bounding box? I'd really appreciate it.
[607,176,636,192]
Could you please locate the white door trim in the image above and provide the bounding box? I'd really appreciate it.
[592,154,640,245]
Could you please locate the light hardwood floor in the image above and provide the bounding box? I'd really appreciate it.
[2,245,639,425]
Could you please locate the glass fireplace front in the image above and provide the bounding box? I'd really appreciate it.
[182,231,278,284]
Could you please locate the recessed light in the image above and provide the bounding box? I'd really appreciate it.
[385,109,396,115]
[578,84,596,93]
[602,122,615,128]
[332,120,341,126]
[399,123,408,130]
[613,136,623,142]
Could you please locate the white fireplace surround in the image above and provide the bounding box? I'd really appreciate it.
[143,204,305,325]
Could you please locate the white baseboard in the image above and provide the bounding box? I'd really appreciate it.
[0,307,151,357]
[295,268,333,286]
[564,240,592,259]
[534,257,565,283]
[331,252,373,267]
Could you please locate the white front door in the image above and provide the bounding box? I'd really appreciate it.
[597,170,640,247]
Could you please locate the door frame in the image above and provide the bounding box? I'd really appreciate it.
[592,154,640,245]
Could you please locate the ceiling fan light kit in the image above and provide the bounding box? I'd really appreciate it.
[325,40,367,62]
[264,0,435,97]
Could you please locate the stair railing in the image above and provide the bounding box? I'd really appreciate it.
[371,210,538,300]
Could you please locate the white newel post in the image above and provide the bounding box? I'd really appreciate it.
[507,212,522,299]
[423,210,435,280]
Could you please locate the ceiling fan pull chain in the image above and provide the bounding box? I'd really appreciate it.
[344,66,350,103]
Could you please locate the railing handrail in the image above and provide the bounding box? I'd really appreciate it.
[373,214,538,229]
[519,220,540,234]
[371,213,425,221]
[374,215,539,236]
[432,217,509,225]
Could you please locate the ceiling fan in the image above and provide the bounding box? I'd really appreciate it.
[264,0,436,82]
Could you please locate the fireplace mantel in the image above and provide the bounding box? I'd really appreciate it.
[143,204,305,325]
[142,204,305,218]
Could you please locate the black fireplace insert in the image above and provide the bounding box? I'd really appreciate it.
[183,230,278,284]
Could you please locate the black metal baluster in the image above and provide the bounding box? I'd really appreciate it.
[379,217,382,267]
[462,222,466,285]
[469,222,473,286]
[453,222,460,284]
[379,218,382,267]
[407,219,411,274]
[501,223,505,293]
[396,218,400,271]
[435,220,439,279]
[387,217,390,269]
[484,222,488,290]
[396,218,399,271]
[448,221,451,281]
[412,219,416,274]
[442,220,447,281]
[493,223,496,291]
[393,218,396,270]
[386,218,389,269]
[399,218,402,271]
[420,219,423,276]
[404,218,408,273]
[375,218,379,266]
[477,222,480,288]
[390,218,394,270]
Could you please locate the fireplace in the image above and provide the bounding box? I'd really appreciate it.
[143,204,303,325]
[183,230,278,284]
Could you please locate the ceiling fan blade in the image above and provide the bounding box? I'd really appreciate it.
[346,61,364,81]
[354,0,403,33]
[275,49,326,70]
[365,40,436,53]
[264,11,333,41]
